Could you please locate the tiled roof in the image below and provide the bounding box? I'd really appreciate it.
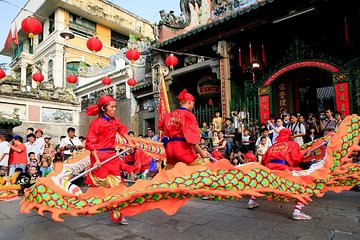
[156,0,274,48]
[131,81,152,91]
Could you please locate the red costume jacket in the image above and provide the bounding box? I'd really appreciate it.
[86,115,133,180]
[123,148,153,173]
[159,107,200,165]
[261,129,304,171]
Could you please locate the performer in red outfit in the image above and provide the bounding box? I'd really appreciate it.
[247,128,312,220]
[123,148,154,177]
[85,95,133,224]
[261,128,304,171]
[158,89,207,169]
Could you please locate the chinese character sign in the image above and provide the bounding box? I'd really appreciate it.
[335,82,350,115]
[259,95,270,123]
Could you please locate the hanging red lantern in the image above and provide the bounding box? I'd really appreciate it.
[125,48,140,64]
[165,54,178,70]
[102,76,112,85]
[0,69,6,79]
[86,37,103,52]
[21,16,42,39]
[67,74,78,84]
[32,72,44,83]
[127,78,137,87]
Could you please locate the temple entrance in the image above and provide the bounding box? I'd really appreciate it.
[273,68,334,116]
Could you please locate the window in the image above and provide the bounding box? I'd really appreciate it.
[66,61,79,88]
[48,60,53,82]
[38,23,44,44]
[111,30,128,49]
[69,14,95,38]
[12,43,23,60]
[49,13,55,34]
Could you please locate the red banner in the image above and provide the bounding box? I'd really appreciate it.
[259,95,270,123]
[335,82,350,115]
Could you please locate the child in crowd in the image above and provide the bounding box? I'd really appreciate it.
[200,122,209,138]
[241,129,253,153]
[212,131,219,147]
[212,111,223,132]
[27,152,38,169]
[39,160,53,177]
[28,166,40,186]
[256,137,268,162]
[199,137,207,149]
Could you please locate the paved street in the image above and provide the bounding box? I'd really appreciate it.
[0,191,359,240]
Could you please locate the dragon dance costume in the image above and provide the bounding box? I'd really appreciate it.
[19,115,360,223]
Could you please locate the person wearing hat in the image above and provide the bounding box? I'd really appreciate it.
[247,128,312,220]
[0,130,10,176]
[8,135,27,176]
[42,135,54,164]
[158,89,208,169]
[85,95,134,225]
[35,128,45,160]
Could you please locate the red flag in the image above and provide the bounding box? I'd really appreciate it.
[157,66,170,139]
[4,29,12,52]
[262,43,267,67]
[12,25,19,46]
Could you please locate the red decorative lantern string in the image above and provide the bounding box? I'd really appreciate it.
[21,16,42,45]
[0,69,6,79]
[238,47,242,68]
[125,48,140,64]
[249,42,253,65]
[67,74,78,85]
[344,17,349,44]
[262,43,267,67]
[127,78,137,87]
[102,76,112,85]
[87,37,103,52]
[32,72,44,83]
[165,54,178,70]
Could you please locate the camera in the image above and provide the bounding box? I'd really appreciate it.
[319,115,326,120]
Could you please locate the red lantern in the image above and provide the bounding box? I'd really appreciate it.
[87,37,103,52]
[32,72,44,83]
[21,16,42,39]
[127,78,137,87]
[0,69,6,79]
[125,48,140,64]
[165,54,178,70]
[67,74,78,84]
[102,76,112,85]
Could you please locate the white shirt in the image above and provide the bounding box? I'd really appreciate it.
[25,141,41,161]
[255,136,272,148]
[36,137,45,155]
[60,136,83,155]
[0,141,10,167]
[286,123,306,147]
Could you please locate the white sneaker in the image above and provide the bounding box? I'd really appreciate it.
[292,212,311,220]
[120,216,128,225]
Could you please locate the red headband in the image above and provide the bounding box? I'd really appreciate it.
[86,95,116,116]
[177,89,195,103]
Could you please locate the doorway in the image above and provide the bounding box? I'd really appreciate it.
[274,68,334,116]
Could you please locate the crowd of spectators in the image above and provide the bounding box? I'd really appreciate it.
[197,108,347,166]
